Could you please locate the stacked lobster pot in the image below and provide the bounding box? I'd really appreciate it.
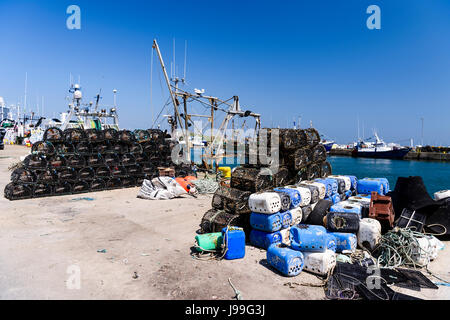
[199,127,333,235]
[4,127,180,200]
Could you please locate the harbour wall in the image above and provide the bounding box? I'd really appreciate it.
[329,149,450,162]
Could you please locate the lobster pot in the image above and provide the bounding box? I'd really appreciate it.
[311,145,327,162]
[357,218,381,251]
[121,153,136,166]
[330,201,362,217]
[302,250,336,276]
[301,181,326,200]
[64,128,87,142]
[4,183,33,200]
[346,199,369,218]
[31,141,56,155]
[222,227,246,260]
[280,211,292,229]
[285,147,311,170]
[195,233,223,252]
[111,165,128,178]
[11,168,36,184]
[304,128,320,147]
[57,167,78,182]
[327,177,346,194]
[23,154,47,170]
[295,186,312,207]
[248,192,282,214]
[33,183,53,198]
[357,179,384,195]
[85,129,105,143]
[92,142,109,154]
[274,190,291,211]
[299,164,321,181]
[75,141,91,155]
[105,177,123,190]
[328,232,357,253]
[134,129,151,143]
[96,166,112,179]
[279,129,305,150]
[289,207,303,226]
[47,154,67,169]
[72,181,90,194]
[301,205,312,223]
[250,212,282,232]
[298,184,319,204]
[267,244,304,277]
[290,225,334,253]
[319,161,332,178]
[118,130,136,144]
[211,187,251,215]
[129,142,143,154]
[78,167,96,181]
[103,128,119,141]
[90,178,106,191]
[54,181,73,195]
[230,166,273,193]
[37,169,58,184]
[273,166,292,188]
[274,187,301,209]
[434,190,450,201]
[66,154,86,168]
[200,209,249,234]
[325,212,360,233]
[43,127,64,142]
[329,175,351,192]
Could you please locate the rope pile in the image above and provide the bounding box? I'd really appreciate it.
[376,227,431,268]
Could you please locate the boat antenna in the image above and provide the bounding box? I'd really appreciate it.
[183,40,187,83]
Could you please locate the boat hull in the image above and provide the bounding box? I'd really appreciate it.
[351,148,411,160]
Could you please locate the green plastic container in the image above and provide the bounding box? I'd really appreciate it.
[195,233,223,252]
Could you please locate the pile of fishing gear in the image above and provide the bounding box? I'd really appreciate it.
[199,127,332,235]
[4,127,186,200]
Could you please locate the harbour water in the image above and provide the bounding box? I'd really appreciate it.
[329,156,450,195]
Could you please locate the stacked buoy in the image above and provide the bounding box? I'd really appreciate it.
[4,127,183,200]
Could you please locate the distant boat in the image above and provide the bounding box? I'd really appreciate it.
[321,139,335,152]
[351,132,411,160]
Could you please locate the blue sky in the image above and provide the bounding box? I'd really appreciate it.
[0,0,449,145]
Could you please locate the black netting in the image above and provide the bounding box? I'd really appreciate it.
[78,167,96,180]
[72,181,90,194]
[103,128,119,141]
[211,187,251,215]
[47,154,67,169]
[11,168,36,184]
[43,127,64,142]
[23,154,47,169]
[311,144,327,162]
[66,154,86,168]
[231,166,274,192]
[85,129,105,143]
[31,141,55,155]
[64,128,87,142]
[33,183,53,198]
[57,167,78,182]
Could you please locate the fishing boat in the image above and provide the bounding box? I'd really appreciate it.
[351,131,411,160]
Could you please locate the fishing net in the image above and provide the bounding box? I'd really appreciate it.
[212,186,252,215]
[104,154,121,166]
[105,177,123,189]
[54,142,75,155]
[92,142,110,154]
